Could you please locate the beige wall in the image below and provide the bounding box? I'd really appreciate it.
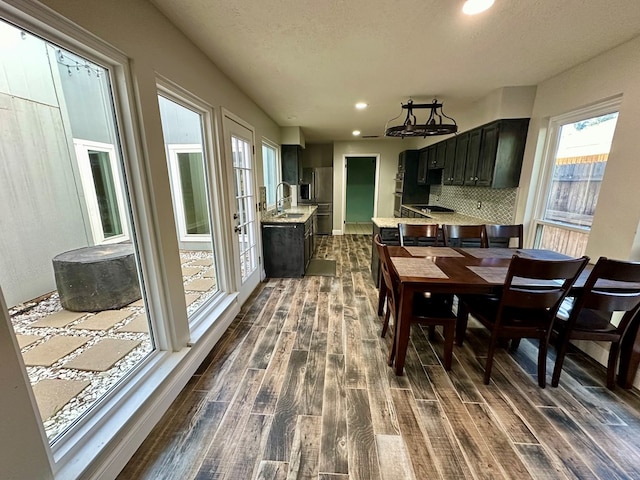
[515,34,640,382]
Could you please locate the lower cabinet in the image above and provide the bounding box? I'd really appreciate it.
[262,215,315,277]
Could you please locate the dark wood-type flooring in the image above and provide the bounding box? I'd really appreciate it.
[120,234,640,479]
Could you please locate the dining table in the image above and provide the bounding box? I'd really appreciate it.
[386,246,640,388]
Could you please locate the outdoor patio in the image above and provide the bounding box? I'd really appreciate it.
[10,250,217,441]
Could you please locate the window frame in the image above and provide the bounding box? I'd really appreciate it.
[531,97,621,254]
[166,143,211,243]
[261,139,281,210]
[73,139,130,244]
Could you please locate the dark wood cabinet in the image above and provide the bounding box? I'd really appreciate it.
[262,214,315,277]
[417,149,429,185]
[281,144,302,184]
[450,132,469,185]
[443,137,456,185]
[461,119,529,188]
[434,142,447,169]
[464,129,483,185]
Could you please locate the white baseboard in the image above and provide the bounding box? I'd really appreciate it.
[332,229,343,235]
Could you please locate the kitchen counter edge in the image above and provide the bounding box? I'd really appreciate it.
[261,205,318,224]
[372,212,488,229]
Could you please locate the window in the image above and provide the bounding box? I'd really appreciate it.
[533,101,619,256]
[158,94,221,320]
[167,144,211,240]
[262,141,280,209]
[0,21,153,444]
[74,140,129,243]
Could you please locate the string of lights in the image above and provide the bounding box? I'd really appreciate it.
[56,49,102,78]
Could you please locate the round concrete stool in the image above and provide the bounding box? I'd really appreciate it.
[52,244,142,312]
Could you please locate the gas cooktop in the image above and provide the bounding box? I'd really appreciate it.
[409,205,455,213]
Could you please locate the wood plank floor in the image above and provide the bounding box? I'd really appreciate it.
[119,234,640,480]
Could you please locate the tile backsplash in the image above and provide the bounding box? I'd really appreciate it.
[429,184,517,224]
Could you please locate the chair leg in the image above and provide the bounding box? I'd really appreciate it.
[442,323,455,371]
[381,303,391,338]
[606,341,620,390]
[387,318,397,366]
[428,325,436,341]
[509,338,521,352]
[483,337,498,384]
[538,337,548,388]
[551,331,570,388]
[456,301,469,346]
[377,282,387,316]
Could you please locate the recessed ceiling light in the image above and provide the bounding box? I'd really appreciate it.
[352,130,361,136]
[462,0,495,15]
[355,103,368,110]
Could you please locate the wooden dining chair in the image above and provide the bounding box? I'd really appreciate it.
[442,224,488,248]
[551,257,640,389]
[398,223,440,246]
[373,234,456,370]
[457,254,589,386]
[486,224,524,249]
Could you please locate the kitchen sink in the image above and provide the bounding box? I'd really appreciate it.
[276,212,305,219]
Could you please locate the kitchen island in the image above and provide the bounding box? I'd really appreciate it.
[261,205,318,277]
[370,212,487,286]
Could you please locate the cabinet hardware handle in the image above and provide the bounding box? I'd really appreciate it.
[475,176,479,180]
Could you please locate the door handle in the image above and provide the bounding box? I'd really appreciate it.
[234,225,241,233]
[233,213,239,220]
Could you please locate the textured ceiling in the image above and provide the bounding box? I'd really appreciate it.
[150,0,640,142]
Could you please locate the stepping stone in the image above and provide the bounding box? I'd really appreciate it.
[72,310,131,331]
[63,338,141,371]
[16,334,43,349]
[32,379,90,420]
[30,310,87,328]
[22,336,90,367]
[181,266,202,276]
[190,259,213,266]
[117,314,149,333]
[185,278,215,292]
[128,299,145,307]
[203,268,216,278]
[185,293,200,306]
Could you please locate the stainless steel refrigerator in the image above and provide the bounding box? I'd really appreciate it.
[298,167,333,235]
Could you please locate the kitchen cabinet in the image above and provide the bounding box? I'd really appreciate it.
[282,144,302,184]
[434,141,447,169]
[417,149,429,185]
[418,146,444,185]
[262,213,315,277]
[462,119,529,188]
[445,132,469,185]
[463,129,483,185]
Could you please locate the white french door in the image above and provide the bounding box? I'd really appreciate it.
[223,115,261,303]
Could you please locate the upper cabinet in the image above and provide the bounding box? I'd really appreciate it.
[443,118,529,188]
[282,144,303,184]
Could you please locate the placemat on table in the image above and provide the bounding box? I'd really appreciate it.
[391,257,449,278]
[467,266,561,286]
[403,246,463,257]
[464,248,528,259]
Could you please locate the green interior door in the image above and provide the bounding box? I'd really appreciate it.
[346,156,376,222]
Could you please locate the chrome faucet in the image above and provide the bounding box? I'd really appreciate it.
[275,181,292,214]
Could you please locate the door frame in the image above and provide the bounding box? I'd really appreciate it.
[221,108,262,304]
[340,154,380,234]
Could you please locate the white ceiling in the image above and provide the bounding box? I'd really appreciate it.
[150,0,640,142]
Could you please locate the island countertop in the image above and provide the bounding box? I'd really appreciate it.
[372,212,488,229]
[261,205,318,224]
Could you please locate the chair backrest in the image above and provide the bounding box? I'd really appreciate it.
[442,224,488,248]
[398,223,440,246]
[486,224,523,249]
[499,255,589,321]
[374,233,397,297]
[567,257,640,332]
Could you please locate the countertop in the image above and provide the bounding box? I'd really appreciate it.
[372,212,487,229]
[261,205,318,224]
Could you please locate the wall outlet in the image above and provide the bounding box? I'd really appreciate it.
[477,200,482,209]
